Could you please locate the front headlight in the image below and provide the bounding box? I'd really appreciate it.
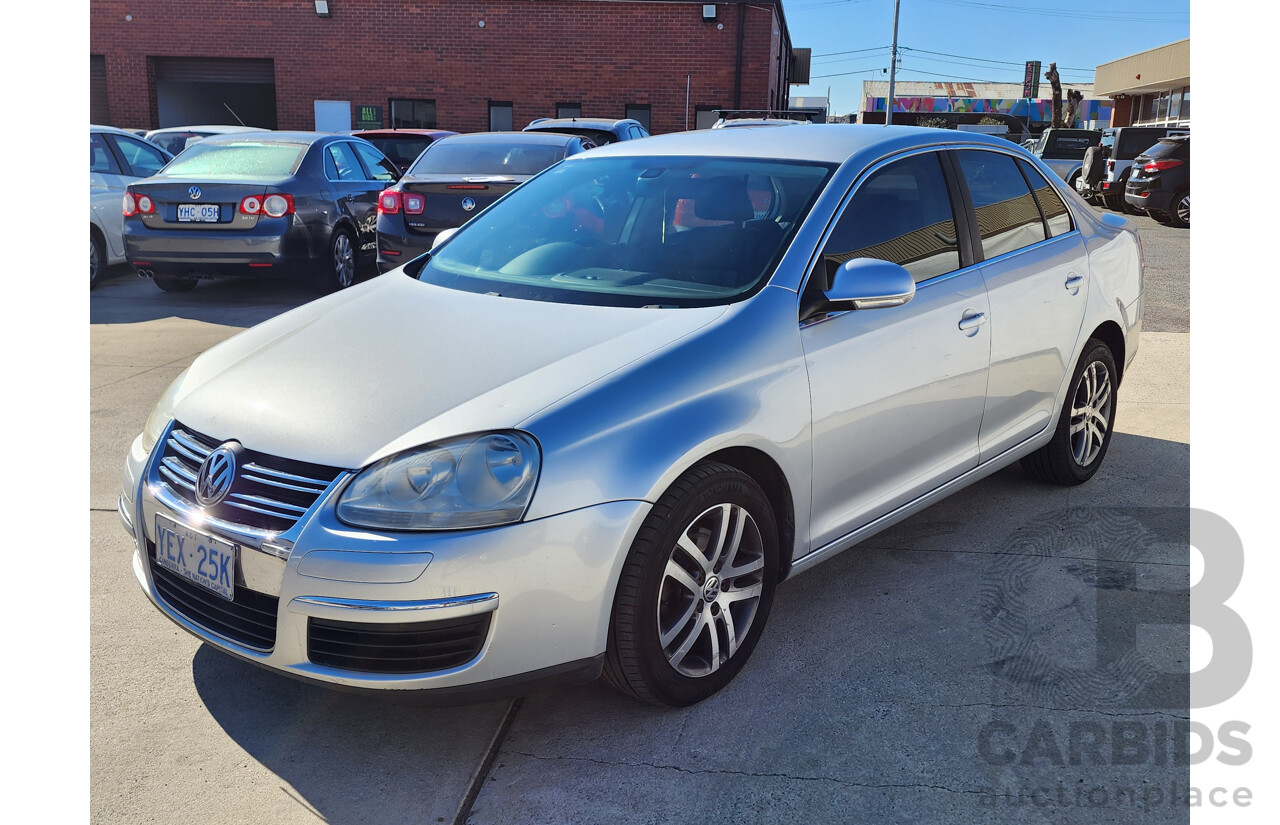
[336,431,541,530]
[140,368,189,454]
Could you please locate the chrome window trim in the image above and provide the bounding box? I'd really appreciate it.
[951,145,1083,241]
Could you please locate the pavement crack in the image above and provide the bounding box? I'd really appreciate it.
[904,701,1188,720]
[91,353,197,391]
[866,545,1190,568]
[506,751,990,797]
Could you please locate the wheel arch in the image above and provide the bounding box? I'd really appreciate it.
[699,446,798,581]
[1089,319,1126,386]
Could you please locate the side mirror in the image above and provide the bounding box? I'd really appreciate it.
[431,227,458,249]
[826,257,915,309]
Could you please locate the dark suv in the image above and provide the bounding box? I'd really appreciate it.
[1080,125,1189,211]
[1125,136,1189,227]
[523,117,649,145]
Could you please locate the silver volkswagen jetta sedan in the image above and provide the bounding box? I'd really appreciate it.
[121,125,1143,707]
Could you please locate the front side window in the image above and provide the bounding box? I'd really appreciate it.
[418,156,834,308]
[955,150,1046,260]
[114,136,169,177]
[820,152,960,284]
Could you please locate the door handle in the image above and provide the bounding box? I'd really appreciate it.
[958,310,987,332]
[1065,274,1084,294]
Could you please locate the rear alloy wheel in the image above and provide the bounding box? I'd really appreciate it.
[317,229,357,292]
[153,275,198,293]
[604,462,779,706]
[1021,338,1118,486]
[1168,191,1189,228]
[90,232,104,288]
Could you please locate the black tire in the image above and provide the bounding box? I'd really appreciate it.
[1122,198,1145,216]
[1147,209,1173,224]
[1021,338,1118,486]
[90,230,104,289]
[604,461,779,707]
[314,228,357,293]
[1167,190,1189,228]
[153,275,198,293]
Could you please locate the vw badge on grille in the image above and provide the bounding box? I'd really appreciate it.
[461,197,476,211]
[189,186,202,200]
[195,444,239,507]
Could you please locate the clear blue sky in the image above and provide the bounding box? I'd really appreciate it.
[784,0,1191,116]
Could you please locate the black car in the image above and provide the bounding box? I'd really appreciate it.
[349,128,460,175]
[1125,136,1189,227]
[375,131,595,272]
[523,117,649,145]
[1086,125,1189,211]
[124,132,399,292]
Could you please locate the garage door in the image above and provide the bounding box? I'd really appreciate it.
[152,57,278,128]
[90,55,109,124]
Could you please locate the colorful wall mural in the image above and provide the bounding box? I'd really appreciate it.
[864,97,1112,125]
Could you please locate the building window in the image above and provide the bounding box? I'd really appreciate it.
[625,104,651,132]
[489,101,513,131]
[557,103,582,119]
[390,98,436,129]
[695,107,721,130]
[1178,87,1189,122]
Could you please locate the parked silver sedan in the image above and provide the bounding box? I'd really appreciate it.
[120,126,1143,707]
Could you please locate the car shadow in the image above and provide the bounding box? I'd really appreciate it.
[188,431,1188,823]
[90,264,384,328]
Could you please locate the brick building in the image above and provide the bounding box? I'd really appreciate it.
[89,0,800,135]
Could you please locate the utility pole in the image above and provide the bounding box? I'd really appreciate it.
[886,0,901,125]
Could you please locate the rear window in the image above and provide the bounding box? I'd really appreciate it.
[365,137,433,168]
[409,141,566,176]
[1140,138,1188,159]
[158,141,307,179]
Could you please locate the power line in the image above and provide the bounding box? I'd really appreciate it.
[924,0,1190,23]
[812,46,890,59]
[904,47,1093,72]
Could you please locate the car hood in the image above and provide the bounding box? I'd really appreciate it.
[173,274,727,470]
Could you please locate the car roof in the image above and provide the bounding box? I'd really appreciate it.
[91,124,151,138]
[144,125,269,135]
[526,118,636,130]
[573,123,1023,165]
[352,129,459,138]
[433,131,588,145]
[191,131,346,146]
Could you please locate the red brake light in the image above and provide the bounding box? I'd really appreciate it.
[378,190,401,215]
[403,194,425,214]
[262,194,294,217]
[445,184,488,190]
[122,193,137,217]
[1106,160,1115,171]
[1143,159,1184,173]
[240,196,262,215]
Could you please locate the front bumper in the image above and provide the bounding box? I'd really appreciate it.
[120,432,650,697]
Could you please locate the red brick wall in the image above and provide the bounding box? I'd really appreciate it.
[1109,96,1132,128]
[89,0,790,134]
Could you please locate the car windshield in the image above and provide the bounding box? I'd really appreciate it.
[366,137,434,168]
[417,155,834,308]
[409,141,567,176]
[157,141,308,179]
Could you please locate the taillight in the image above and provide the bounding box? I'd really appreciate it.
[1143,159,1184,173]
[378,190,401,215]
[262,194,294,217]
[403,193,425,214]
[445,184,488,190]
[122,193,137,216]
[137,195,156,214]
[239,196,262,215]
[1106,160,1115,172]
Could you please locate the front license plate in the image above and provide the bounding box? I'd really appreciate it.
[177,203,221,222]
[155,514,236,601]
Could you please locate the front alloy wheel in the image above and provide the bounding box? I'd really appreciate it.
[605,462,778,706]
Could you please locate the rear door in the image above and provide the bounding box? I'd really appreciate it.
[324,140,385,254]
[950,149,1089,460]
[350,141,399,254]
[90,133,130,259]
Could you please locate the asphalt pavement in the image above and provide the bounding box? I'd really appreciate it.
[90,212,1190,824]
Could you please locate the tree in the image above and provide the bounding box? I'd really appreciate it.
[1065,89,1084,127]
[1045,62,1063,127]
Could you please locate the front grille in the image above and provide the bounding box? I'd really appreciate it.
[308,614,492,674]
[157,423,344,533]
[148,552,278,650]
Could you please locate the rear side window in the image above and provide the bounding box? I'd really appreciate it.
[90,133,121,174]
[1119,130,1164,157]
[1017,159,1073,238]
[352,142,398,182]
[955,150,1046,259]
[114,136,169,177]
[161,142,306,179]
[821,152,960,284]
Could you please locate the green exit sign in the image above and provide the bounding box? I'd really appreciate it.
[355,105,383,129]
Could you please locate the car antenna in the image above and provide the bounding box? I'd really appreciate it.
[222,102,247,127]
